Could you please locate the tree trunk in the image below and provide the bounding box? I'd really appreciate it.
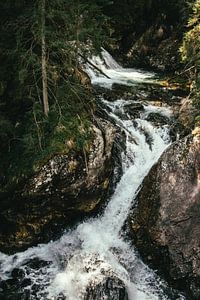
[41,0,49,117]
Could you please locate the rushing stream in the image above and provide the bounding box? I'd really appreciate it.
[0,50,185,299]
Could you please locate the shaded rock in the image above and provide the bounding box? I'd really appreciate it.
[129,134,200,299]
[23,118,116,200]
[112,83,138,97]
[178,97,196,129]
[85,276,128,300]
[0,258,51,299]
[0,118,121,254]
[126,23,182,73]
[95,79,188,115]
[94,84,140,102]
[145,112,170,126]
[123,103,144,119]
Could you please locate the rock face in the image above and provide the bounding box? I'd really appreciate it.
[178,97,196,129]
[129,133,200,299]
[124,24,182,72]
[85,277,128,300]
[0,118,121,253]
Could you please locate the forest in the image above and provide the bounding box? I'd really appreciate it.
[0,0,199,192]
[0,1,200,299]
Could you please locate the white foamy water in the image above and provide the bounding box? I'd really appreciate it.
[142,104,172,119]
[85,48,155,88]
[0,51,185,300]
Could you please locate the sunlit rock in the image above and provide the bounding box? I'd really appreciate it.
[130,134,200,299]
[0,118,121,253]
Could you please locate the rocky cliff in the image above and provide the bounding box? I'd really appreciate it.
[129,130,200,298]
[0,118,122,254]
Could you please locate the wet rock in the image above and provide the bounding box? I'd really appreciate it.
[0,267,31,300]
[85,276,128,300]
[123,103,144,119]
[112,83,138,97]
[145,112,170,126]
[0,118,121,254]
[94,85,120,102]
[94,84,140,102]
[0,258,53,299]
[129,134,200,299]
[95,79,188,115]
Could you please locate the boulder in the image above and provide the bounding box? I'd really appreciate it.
[145,112,170,126]
[129,132,200,299]
[123,103,144,119]
[0,118,121,253]
[178,97,196,129]
[85,276,128,300]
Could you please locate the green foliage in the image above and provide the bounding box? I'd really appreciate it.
[180,0,200,124]
[0,83,94,191]
[180,2,200,63]
[0,0,109,192]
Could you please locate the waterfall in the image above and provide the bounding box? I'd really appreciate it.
[0,51,185,300]
[85,48,155,88]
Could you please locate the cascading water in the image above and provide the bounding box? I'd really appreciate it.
[0,51,185,300]
[85,48,155,88]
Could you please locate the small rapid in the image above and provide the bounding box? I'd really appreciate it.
[0,50,185,300]
[85,48,155,88]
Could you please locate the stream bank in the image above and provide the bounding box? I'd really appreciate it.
[0,50,196,300]
[0,117,122,254]
[129,131,200,299]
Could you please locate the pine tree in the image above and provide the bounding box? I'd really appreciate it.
[41,0,49,116]
[0,0,111,189]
